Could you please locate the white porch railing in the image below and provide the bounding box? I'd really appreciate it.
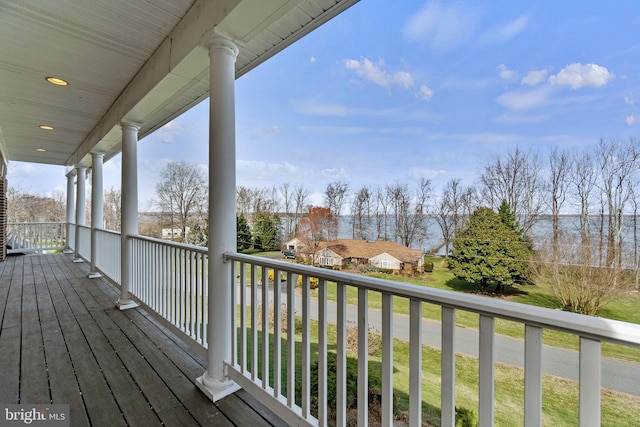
[15,221,639,426]
[130,235,208,349]
[95,228,121,284]
[77,224,91,259]
[7,222,66,253]
[223,252,640,427]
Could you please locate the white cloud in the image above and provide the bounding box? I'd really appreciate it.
[294,100,351,117]
[237,160,300,180]
[626,115,640,125]
[497,64,517,81]
[416,84,434,100]
[293,99,400,117]
[548,63,613,89]
[494,112,549,124]
[298,126,393,135]
[403,1,476,50]
[320,168,349,179]
[344,58,414,89]
[482,16,528,44]
[157,120,184,143]
[409,167,447,180]
[496,85,554,111]
[258,126,281,136]
[624,95,636,106]
[521,69,549,86]
[310,56,316,63]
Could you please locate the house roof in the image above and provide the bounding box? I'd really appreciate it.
[318,239,423,263]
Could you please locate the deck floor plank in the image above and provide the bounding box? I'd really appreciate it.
[35,256,91,427]
[0,254,285,427]
[44,260,128,427]
[61,272,194,426]
[51,256,237,427]
[20,276,51,404]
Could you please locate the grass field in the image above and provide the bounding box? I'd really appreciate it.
[247,251,640,424]
[244,312,640,426]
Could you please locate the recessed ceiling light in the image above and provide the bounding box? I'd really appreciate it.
[46,76,68,86]
[39,125,54,130]
[35,148,47,152]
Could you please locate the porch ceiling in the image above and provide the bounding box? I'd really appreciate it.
[0,0,358,168]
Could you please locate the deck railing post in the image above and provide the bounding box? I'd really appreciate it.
[72,167,86,262]
[116,122,140,310]
[64,170,76,253]
[196,33,241,402]
[88,152,104,278]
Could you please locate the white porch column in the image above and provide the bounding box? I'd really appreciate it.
[196,34,241,401]
[72,167,86,262]
[116,122,140,310]
[88,152,104,278]
[63,169,76,253]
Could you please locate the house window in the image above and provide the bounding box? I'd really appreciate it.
[319,256,334,266]
[379,259,390,269]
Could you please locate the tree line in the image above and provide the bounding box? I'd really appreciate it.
[7,185,122,231]
[7,139,638,315]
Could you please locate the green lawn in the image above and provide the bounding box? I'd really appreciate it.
[312,256,640,363]
[244,251,640,424]
[242,310,640,426]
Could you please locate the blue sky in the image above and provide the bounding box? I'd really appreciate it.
[9,0,640,210]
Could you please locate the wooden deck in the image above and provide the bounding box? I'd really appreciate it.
[0,253,287,427]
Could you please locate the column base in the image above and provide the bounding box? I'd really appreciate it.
[72,258,84,263]
[115,299,138,310]
[88,271,103,279]
[196,373,241,403]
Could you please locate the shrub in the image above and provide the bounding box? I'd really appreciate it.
[455,406,478,427]
[424,258,434,273]
[356,263,378,274]
[308,352,392,422]
[296,275,319,289]
[266,270,287,283]
[379,268,393,275]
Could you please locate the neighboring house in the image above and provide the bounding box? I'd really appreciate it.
[305,239,424,274]
[283,237,304,253]
[162,226,190,239]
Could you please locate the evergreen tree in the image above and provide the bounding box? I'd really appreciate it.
[253,211,278,251]
[497,199,522,236]
[271,213,284,250]
[184,223,208,247]
[449,207,532,293]
[237,214,253,251]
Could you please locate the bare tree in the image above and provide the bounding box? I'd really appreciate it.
[571,149,596,253]
[7,188,66,223]
[387,178,431,248]
[153,161,208,240]
[481,147,544,236]
[324,181,349,219]
[631,186,639,289]
[374,185,391,240]
[435,179,466,257]
[460,186,478,223]
[293,184,310,235]
[280,183,296,239]
[104,187,121,231]
[548,147,572,263]
[594,138,638,268]
[533,236,629,316]
[351,185,372,240]
[236,186,252,217]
